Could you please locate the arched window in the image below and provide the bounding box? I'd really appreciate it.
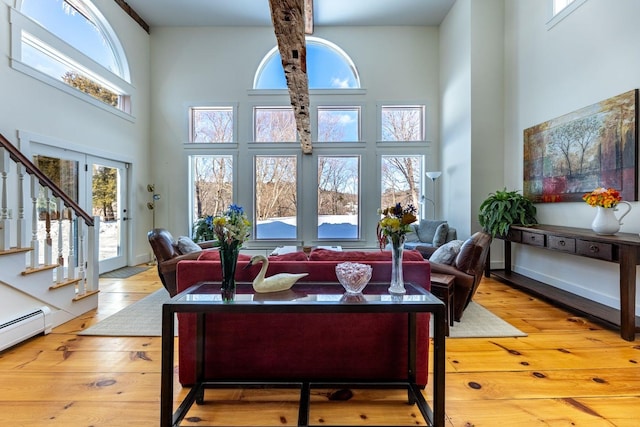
[254,37,360,90]
[12,0,132,115]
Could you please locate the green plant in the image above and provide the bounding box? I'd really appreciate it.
[478,188,537,238]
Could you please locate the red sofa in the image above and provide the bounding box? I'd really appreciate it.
[175,250,431,386]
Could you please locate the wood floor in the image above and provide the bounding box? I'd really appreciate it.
[0,266,638,426]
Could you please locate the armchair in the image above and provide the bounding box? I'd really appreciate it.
[147,228,216,296]
[428,231,492,321]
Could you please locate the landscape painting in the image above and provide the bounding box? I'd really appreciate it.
[523,89,638,203]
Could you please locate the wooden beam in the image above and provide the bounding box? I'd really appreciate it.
[113,0,150,34]
[268,0,313,154]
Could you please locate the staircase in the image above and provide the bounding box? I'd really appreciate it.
[0,133,99,351]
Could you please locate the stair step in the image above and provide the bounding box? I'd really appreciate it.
[21,264,59,275]
[72,289,99,302]
[0,247,32,256]
[49,277,82,290]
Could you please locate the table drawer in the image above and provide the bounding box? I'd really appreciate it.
[505,229,522,242]
[547,235,576,253]
[521,231,545,247]
[576,240,614,261]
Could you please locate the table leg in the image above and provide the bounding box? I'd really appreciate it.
[160,306,175,427]
[432,306,446,426]
[619,246,638,341]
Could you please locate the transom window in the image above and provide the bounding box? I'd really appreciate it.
[254,37,360,90]
[12,0,132,115]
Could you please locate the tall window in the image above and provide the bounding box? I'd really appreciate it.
[381,156,423,219]
[318,156,359,239]
[190,155,233,220]
[255,156,298,239]
[13,0,132,113]
[548,0,588,28]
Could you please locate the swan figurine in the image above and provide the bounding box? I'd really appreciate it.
[244,255,308,293]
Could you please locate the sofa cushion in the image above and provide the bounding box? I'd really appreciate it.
[268,251,309,261]
[197,250,253,261]
[404,224,420,243]
[177,236,202,254]
[308,248,424,261]
[432,223,450,247]
[416,219,447,243]
[429,239,464,265]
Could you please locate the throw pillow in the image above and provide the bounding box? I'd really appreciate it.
[404,224,420,243]
[416,220,447,243]
[432,223,450,247]
[177,236,202,254]
[429,240,464,265]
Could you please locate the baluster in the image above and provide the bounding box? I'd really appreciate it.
[85,216,99,293]
[0,148,10,251]
[16,164,26,248]
[56,198,64,283]
[43,187,52,266]
[30,177,40,268]
[76,217,86,295]
[67,208,75,280]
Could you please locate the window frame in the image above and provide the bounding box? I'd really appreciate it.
[188,105,237,144]
[377,103,427,143]
[9,5,134,119]
[547,0,589,29]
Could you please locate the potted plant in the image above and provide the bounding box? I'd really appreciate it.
[478,188,537,237]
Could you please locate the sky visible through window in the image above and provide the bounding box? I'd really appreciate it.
[21,0,119,75]
[255,40,360,90]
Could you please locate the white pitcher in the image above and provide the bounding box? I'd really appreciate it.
[591,201,632,235]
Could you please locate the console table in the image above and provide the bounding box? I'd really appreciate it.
[487,224,640,341]
[160,282,446,426]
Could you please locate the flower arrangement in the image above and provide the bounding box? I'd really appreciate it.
[192,204,251,245]
[377,203,417,249]
[582,187,622,208]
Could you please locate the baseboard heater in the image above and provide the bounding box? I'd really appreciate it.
[0,306,52,352]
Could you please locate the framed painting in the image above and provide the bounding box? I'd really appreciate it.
[523,89,638,203]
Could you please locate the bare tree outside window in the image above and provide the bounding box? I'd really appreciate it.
[381,156,422,219]
[318,156,359,239]
[190,107,233,143]
[254,107,297,142]
[317,107,360,142]
[255,156,297,239]
[381,106,425,141]
[190,155,233,219]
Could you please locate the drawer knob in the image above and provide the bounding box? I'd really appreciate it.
[559,240,565,246]
[589,245,599,253]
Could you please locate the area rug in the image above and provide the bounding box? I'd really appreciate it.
[79,288,173,336]
[79,289,526,338]
[448,301,527,338]
[99,265,151,279]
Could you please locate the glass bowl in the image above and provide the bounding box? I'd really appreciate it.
[335,262,373,294]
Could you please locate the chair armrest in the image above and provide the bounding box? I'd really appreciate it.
[198,240,218,250]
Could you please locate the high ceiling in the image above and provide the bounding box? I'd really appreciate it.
[122,0,456,29]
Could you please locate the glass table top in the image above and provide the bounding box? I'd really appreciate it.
[173,282,441,306]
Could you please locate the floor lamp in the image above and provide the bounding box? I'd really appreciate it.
[425,171,442,219]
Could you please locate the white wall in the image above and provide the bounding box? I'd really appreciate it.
[0,0,152,265]
[440,0,505,239]
[504,0,640,315]
[149,25,442,239]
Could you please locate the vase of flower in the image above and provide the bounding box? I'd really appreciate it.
[219,241,240,301]
[388,233,406,295]
[583,188,631,236]
[591,203,631,235]
[377,203,417,295]
[205,204,252,302]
